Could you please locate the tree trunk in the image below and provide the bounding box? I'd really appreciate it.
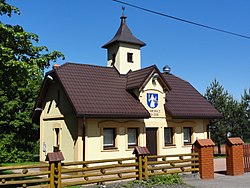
[217,143,221,155]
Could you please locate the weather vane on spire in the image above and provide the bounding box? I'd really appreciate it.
[121,6,127,21]
[122,6,125,16]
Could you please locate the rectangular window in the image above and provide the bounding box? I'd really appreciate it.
[164,127,173,145]
[55,128,60,146]
[103,128,116,149]
[183,127,192,144]
[128,128,138,147]
[127,52,133,62]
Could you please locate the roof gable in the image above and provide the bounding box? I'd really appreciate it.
[126,65,171,92]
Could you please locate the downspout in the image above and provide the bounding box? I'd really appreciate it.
[82,117,86,161]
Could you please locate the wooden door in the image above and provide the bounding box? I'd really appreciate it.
[146,128,158,156]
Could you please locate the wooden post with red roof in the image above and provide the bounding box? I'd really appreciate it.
[46,152,64,188]
[133,146,150,180]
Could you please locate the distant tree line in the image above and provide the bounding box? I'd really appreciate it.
[0,0,64,163]
[204,79,250,154]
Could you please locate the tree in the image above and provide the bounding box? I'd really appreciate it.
[204,79,229,154]
[205,79,249,154]
[241,88,250,141]
[0,0,64,162]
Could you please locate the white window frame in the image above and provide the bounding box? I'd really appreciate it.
[183,127,192,144]
[164,127,174,146]
[127,128,138,148]
[103,128,116,149]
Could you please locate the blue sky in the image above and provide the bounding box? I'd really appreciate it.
[2,0,250,100]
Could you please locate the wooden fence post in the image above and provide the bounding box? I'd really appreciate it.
[143,155,149,180]
[191,144,198,173]
[133,146,150,181]
[46,151,64,188]
[49,162,55,188]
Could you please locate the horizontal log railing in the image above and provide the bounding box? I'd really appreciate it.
[61,157,138,187]
[0,163,50,188]
[0,152,199,187]
[146,153,199,178]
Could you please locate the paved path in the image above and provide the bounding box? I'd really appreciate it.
[183,158,250,188]
[184,173,250,188]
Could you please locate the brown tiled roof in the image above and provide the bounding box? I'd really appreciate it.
[45,152,64,162]
[126,66,154,90]
[52,63,150,118]
[126,65,171,91]
[33,63,221,121]
[163,73,222,118]
[102,14,146,48]
[133,146,150,156]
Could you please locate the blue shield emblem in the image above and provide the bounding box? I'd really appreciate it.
[147,93,158,109]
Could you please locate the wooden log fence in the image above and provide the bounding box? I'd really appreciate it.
[146,153,199,177]
[0,163,50,188]
[0,152,199,187]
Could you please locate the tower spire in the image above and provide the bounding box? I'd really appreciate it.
[102,9,146,74]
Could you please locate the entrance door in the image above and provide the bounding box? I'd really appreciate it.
[146,128,158,156]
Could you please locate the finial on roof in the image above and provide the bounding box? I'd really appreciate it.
[122,6,125,16]
[121,6,127,24]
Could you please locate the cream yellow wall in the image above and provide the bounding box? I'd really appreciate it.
[40,81,77,162]
[107,43,141,74]
[84,119,145,161]
[83,117,209,161]
[145,119,208,156]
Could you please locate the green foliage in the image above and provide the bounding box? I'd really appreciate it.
[204,79,229,152]
[0,0,64,162]
[204,79,250,153]
[241,89,250,140]
[0,0,20,17]
[112,174,183,188]
[147,174,183,185]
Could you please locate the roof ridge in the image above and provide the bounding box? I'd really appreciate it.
[62,62,117,70]
[126,65,157,75]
